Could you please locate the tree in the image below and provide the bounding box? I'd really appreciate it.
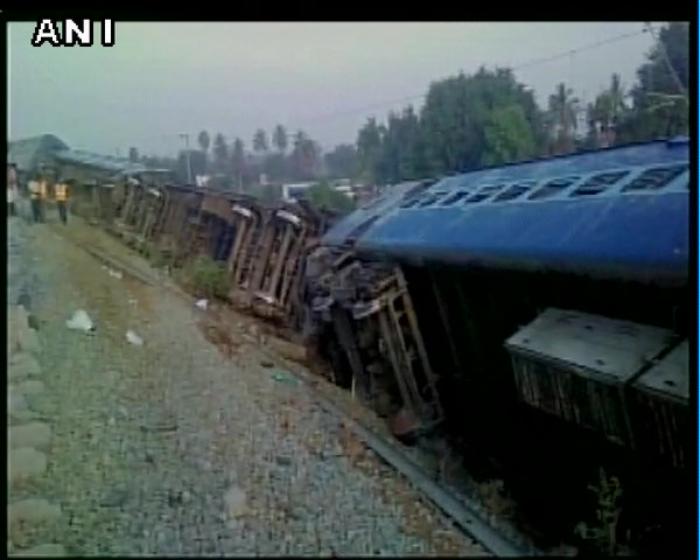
[586,74,627,148]
[356,118,385,183]
[290,130,321,180]
[176,150,206,184]
[128,147,140,162]
[263,152,289,182]
[617,22,689,142]
[272,124,288,154]
[198,130,210,153]
[305,181,356,215]
[253,129,269,154]
[547,82,579,155]
[420,67,545,173]
[324,144,359,179]
[373,106,427,184]
[231,138,246,192]
[482,104,537,166]
[198,130,211,173]
[212,133,228,174]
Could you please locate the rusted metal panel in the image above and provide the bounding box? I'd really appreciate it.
[200,193,233,221]
[304,248,443,431]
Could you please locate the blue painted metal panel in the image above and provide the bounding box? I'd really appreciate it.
[355,193,688,283]
[322,139,690,284]
[322,181,428,246]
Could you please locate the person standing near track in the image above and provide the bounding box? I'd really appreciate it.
[54,178,70,224]
[7,163,18,217]
[28,175,43,223]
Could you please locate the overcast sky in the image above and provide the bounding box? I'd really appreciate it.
[8,22,661,158]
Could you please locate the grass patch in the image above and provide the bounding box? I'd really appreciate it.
[182,255,230,300]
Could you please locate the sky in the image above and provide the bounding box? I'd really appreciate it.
[8,22,661,158]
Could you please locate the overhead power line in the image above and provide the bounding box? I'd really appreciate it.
[289,26,650,129]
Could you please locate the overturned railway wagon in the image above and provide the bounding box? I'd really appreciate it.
[313,138,690,470]
[310,137,691,548]
[71,137,690,549]
[106,181,331,323]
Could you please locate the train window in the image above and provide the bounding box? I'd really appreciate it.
[528,176,580,200]
[417,192,445,207]
[347,215,379,241]
[621,164,688,193]
[399,197,422,209]
[464,184,505,203]
[570,170,629,196]
[439,190,471,206]
[492,181,536,202]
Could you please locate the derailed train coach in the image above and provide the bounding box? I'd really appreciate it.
[108,179,333,323]
[307,137,690,477]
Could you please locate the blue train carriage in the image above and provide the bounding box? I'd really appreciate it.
[321,137,689,465]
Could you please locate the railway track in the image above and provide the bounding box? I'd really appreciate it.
[50,220,540,557]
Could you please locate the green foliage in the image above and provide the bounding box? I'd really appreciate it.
[290,131,321,180]
[324,144,359,179]
[618,22,689,142]
[254,184,283,204]
[547,82,580,154]
[482,104,537,166]
[262,152,289,182]
[197,130,210,153]
[356,117,385,183]
[187,255,230,300]
[304,181,356,215]
[175,150,206,184]
[212,133,228,172]
[253,129,269,153]
[356,67,546,185]
[272,124,288,154]
[575,468,626,556]
[230,138,246,191]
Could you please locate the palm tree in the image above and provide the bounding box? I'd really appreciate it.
[253,129,268,154]
[587,74,627,148]
[198,130,211,172]
[547,83,579,154]
[231,138,245,192]
[272,125,288,154]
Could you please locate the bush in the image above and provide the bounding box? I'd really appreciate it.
[304,182,356,215]
[575,468,628,555]
[187,255,230,300]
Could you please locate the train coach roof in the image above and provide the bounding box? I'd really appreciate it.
[322,138,690,286]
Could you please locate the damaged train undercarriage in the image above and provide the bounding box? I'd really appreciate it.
[67,137,690,553]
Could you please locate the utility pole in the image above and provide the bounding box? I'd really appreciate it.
[179,133,193,185]
[644,22,688,98]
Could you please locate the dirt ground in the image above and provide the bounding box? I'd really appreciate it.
[7,206,487,556]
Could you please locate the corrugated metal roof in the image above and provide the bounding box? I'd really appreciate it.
[322,138,690,286]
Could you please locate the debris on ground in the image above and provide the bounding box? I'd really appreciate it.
[260,360,274,368]
[108,268,123,279]
[195,299,209,311]
[265,335,308,364]
[65,310,96,333]
[223,485,247,519]
[271,370,300,386]
[125,330,144,346]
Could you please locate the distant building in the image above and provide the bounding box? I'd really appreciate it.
[281,182,316,202]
